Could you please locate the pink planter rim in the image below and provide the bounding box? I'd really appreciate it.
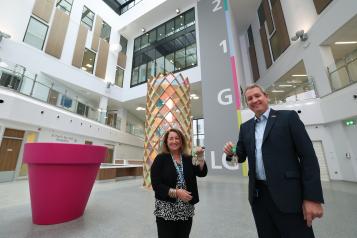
[24,143,106,164]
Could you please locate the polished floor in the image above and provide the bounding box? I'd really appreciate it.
[0,175,357,238]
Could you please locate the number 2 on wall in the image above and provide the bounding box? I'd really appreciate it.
[212,0,223,12]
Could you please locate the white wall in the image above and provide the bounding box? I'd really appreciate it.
[325,122,357,181]
[0,0,35,41]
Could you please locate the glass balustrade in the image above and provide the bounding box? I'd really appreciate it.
[328,49,357,91]
[0,59,142,135]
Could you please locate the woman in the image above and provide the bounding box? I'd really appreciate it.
[150,128,208,238]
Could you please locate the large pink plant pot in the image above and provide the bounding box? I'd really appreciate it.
[23,143,107,225]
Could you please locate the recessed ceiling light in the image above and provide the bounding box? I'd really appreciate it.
[176,9,180,14]
[291,74,307,77]
[271,90,285,93]
[279,84,293,87]
[136,106,145,111]
[334,41,357,45]
[86,63,92,68]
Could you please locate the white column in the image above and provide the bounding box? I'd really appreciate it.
[303,45,335,97]
[98,96,108,123]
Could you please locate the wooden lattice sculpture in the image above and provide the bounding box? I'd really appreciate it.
[143,73,192,188]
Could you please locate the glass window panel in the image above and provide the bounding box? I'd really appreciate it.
[148,30,156,44]
[100,21,111,42]
[77,102,89,116]
[131,67,139,86]
[175,15,185,32]
[147,60,156,79]
[185,9,195,27]
[23,17,48,50]
[192,120,197,134]
[175,48,185,71]
[81,48,96,74]
[134,37,141,52]
[120,35,128,54]
[115,67,124,87]
[156,56,164,76]
[166,20,175,37]
[141,33,149,49]
[147,49,156,61]
[197,119,204,134]
[56,0,73,14]
[186,43,197,67]
[138,64,147,83]
[198,135,204,146]
[165,53,174,73]
[81,6,95,30]
[157,25,165,41]
[32,82,50,102]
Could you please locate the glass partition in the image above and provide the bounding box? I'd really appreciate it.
[0,59,136,132]
[328,49,357,91]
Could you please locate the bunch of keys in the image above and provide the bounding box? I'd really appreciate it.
[227,145,238,165]
[192,146,205,165]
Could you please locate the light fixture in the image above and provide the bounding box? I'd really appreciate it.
[86,63,93,68]
[271,90,285,93]
[136,106,145,111]
[334,41,357,45]
[176,8,180,14]
[0,31,11,43]
[141,28,146,32]
[291,74,307,77]
[81,67,87,71]
[278,84,293,87]
[291,30,308,42]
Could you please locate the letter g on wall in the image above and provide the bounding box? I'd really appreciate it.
[217,88,233,105]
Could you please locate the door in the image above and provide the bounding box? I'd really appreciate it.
[0,129,25,182]
[312,141,330,182]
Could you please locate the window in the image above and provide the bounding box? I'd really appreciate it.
[100,21,111,42]
[77,102,89,117]
[81,6,95,30]
[120,36,128,54]
[175,48,185,70]
[23,17,48,50]
[166,20,175,37]
[115,67,124,87]
[81,48,96,74]
[186,43,197,67]
[131,8,196,87]
[192,118,204,146]
[56,0,73,14]
[157,25,165,41]
[185,9,195,27]
[134,38,141,51]
[175,15,185,33]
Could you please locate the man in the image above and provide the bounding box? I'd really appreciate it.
[224,84,324,238]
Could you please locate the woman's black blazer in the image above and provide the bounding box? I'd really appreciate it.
[151,152,208,205]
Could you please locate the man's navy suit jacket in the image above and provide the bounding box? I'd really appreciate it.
[236,109,324,213]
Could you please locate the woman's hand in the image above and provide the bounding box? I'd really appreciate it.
[176,189,193,202]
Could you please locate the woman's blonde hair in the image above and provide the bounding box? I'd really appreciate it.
[161,128,189,155]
